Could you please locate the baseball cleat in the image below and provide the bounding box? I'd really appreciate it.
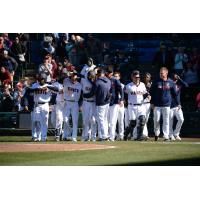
[169,135,176,141]
[72,138,77,142]
[175,136,181,141]
[99,138,110,141]
[163,138,170,142]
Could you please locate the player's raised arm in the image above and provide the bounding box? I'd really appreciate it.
[46,84,59,92]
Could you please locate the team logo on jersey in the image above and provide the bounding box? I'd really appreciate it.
[157,82,170,90]
[35,88,48,94]
[164,82,170,90]
[67,87,79,93]
[85,86,91,91]
[130,91,143,95]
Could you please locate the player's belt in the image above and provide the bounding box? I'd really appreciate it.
[37,102,47,104]
[129,103,142,106]
[64,99,77,102]
[83,99,94,102]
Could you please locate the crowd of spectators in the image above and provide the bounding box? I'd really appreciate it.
[0,33,200,112]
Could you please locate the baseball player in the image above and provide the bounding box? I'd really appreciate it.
[107,70,124,141]
[29,73,58,142]
[81,70,97,141]
[124,70,150,141]
[51,79,65,141]
[63,70,82,142]
[142,72,152,137]
[95,68,111,141]
[132,72,152,139]
[169,74,188,141]
[113,71,125,140]
[150,67,179,141]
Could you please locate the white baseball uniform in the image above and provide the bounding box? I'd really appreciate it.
[125,82,147,119]
[63,78,82,141]
[124,107,129,128]
[31,83,52,142]
[125,82,147,138]
[81,78,97,141]
[52,82,64,129]
[169,107,184,137]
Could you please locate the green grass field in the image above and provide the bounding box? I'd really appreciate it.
[0,136,200,166]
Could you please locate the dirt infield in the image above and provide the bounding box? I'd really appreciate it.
[0,143,116,153]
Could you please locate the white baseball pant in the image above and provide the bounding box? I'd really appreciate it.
[50,105,56,128]
[128,104,146,120]
[153,106,170,139]
[55,101,65,130]
[31,111,39,139]
[124,107,129,128]
[63,101,79,140]
[82,101,97,141]
[108,104,120,141]
[143,103,151,137]
[132,103,151,139]
[33,103,49,141]
[96,104,109,139]
[169,107,184,137]
[117,105,125,139]
[128,104,146,139]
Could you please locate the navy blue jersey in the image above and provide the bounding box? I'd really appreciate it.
[150,78,178,107]
[171,79,188,108]
[109,77,124,106]
[95,77,111,106]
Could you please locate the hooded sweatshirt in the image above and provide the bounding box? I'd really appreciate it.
[95,77,111,106]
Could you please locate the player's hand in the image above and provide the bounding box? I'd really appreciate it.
[147,95,151,101]
[177,105,181,110]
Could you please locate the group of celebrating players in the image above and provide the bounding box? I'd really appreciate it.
[24,59,188,142]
